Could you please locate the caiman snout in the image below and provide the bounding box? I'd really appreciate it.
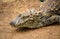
[10,21,16,26]
[10,16,22,27]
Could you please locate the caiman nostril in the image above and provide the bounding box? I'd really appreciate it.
[10,22,15,26]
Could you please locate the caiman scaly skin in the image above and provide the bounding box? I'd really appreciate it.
[10,0,60,28]
[39,0,60,15]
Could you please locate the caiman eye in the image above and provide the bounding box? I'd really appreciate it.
[22,16,29,19]
[39,0,45,2]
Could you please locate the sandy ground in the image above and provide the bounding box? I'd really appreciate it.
[0,0,60,39]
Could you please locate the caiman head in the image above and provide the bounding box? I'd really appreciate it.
[10,9,45,28]
[10,9,52,28]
